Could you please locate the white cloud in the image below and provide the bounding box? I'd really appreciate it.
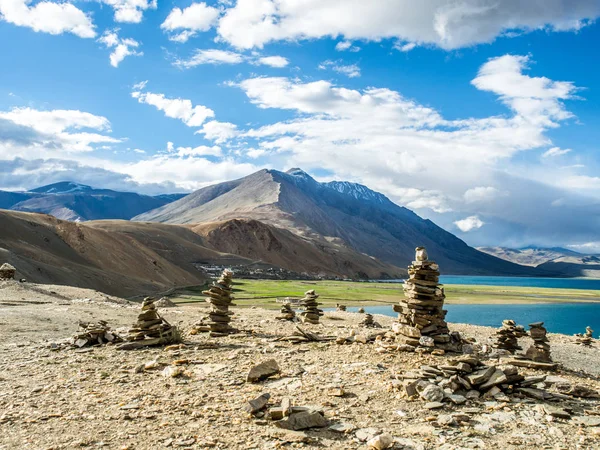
[246,148,267,159]
[175,49,289,69]
[131,90,215,127]
[101,0,157,23]
[175,49,244,68]
[176,145,222,157]
[567,242,600,254]
[0,0,95,38]
[196,120,239,143]
[335,40,360,52]
[166,141,174,152]
[542,146,572,158]
[319,60,361,78]
[463,186,503,203]
[256,55,289,68]
[132,80,148,90]
[98,30,142,67]
[216,0,600,49]
[161,2,220,42]
[395,42,417,52]
[454,215,485,232]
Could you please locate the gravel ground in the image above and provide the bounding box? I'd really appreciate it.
[1,280,600,450]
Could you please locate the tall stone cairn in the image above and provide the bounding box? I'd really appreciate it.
[299,289,323,324]
[575,326,594,346]
[393,247,457,351]
[492,319,526,353]
[0,263,16,280]
[127,297,177,344]
[202,269,236,336]
[525,322,552,362]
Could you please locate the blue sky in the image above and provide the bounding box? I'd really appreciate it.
[1,0,600,252]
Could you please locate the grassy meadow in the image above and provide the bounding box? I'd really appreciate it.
[168,279,600,308]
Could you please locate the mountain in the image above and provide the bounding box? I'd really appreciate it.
[0,182,187,221]
[479,246,600,278]
[135,168,547,276]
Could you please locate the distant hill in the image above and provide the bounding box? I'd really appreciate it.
[479,246,600,278]
[135,168,547,276]
[0,182,187,221]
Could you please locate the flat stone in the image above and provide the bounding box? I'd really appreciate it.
[247,359,280,382]
[466,366,495,386]
[447,394,467,405]
[503,359,557,371]
[367,433,394,450]
[245,393,270,414]
[574,417,600,427]
[276,410,327,431]
[329,422,355,433]
[392,323,421,338]
[420,384,444,402]
[355,428,380,442]
[425,402,444,410]
[479,369,508,390]
[437,414,456,426]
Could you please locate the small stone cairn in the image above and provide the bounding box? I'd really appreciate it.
[126,297,178,345]
[392,247,460,352]
[72,320,123,348]
[525,322,552,363]
[299,289,323,324]
[277,303,296,321]
[0,263,16,280]
[360,313,381,328]
[575,326,594,346]
[196,269,236,336]
[492,319,526,353]
[336,304,347,312]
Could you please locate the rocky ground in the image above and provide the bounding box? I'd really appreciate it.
[1,280,600,450]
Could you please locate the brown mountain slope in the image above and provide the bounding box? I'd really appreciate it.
[190,219,402,279]
[0,210,251,297]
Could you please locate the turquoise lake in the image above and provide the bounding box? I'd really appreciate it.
[356,276,600,335]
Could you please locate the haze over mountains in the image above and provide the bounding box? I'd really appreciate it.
[134,168,544,276]
[0,182,185,222]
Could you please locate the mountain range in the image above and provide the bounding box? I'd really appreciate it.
[134,168,546,276]
[0,181,186,221]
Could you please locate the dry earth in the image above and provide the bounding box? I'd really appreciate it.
[1,280,600,450]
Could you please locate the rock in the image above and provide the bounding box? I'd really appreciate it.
[420,384,444,402]
[299,290,323,325]
[276,410,327,431]
[479,369,508,390]
[0,263,16,280]
[329,422,355,433]
[247,359,280,382]
[355,428,380,442]
[192,270,236,335]
[504,359,558,371]
[162,366,184,378]
[437,415,457,426]
[447,394,467,405]
[425,402,444,410]
[367,433,394,450]
[419,336,435,347]
[542,405,571,419]
[574,417,600,427]
[245,393,270,414]
[466,366,495,385]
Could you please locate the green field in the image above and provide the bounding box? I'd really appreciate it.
[168,279,600,308]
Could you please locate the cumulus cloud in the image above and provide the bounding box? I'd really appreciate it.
[395,42,417,52]
[161,2,220,42]
[176,145,222,157]
[463,186,504,203]
[0,0,95,38]
[98,30,142,67]
[542,146,572,158]
[335,40,360,52]
[319,60,361,78]
[131,89,214,127]
[174,49,289,69]
[196,120,239,143]
[454,215,485,232]
[567,242,600,254]
[216,0,600,49]
[101,0,156,23]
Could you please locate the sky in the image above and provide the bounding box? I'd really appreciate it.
[1,0,600,252]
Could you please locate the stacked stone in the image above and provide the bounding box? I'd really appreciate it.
[575,326,594,346]
[299,290,323,324]
[127,297,176,343]
[277,303,296,321]
[0,263,16,280]
[201,269,236,336]
[72,320,123,347]
[393,247,455,351]
[360,313,381,328]
[336,304,347,311]
[492,320,526,353]
[525,322,552,362]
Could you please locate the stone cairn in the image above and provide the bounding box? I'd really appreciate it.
[299,290,323,324]
[575,326,594,346]
[336,304,347,311]
[492,319,526,353]
[393,247,461,352]
[360,313,381,328]
[525,322,552,363]
[277,303,296,321]
[126,297,178,345]
[0,263,16,280]
[72,320,123,348]
[192,269,236,336]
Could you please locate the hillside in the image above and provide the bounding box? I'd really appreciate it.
[0,182,186,221]
[190,218,401,279]
[479,246,600,278]
[135,168,548,276]
[0,210,250,297]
